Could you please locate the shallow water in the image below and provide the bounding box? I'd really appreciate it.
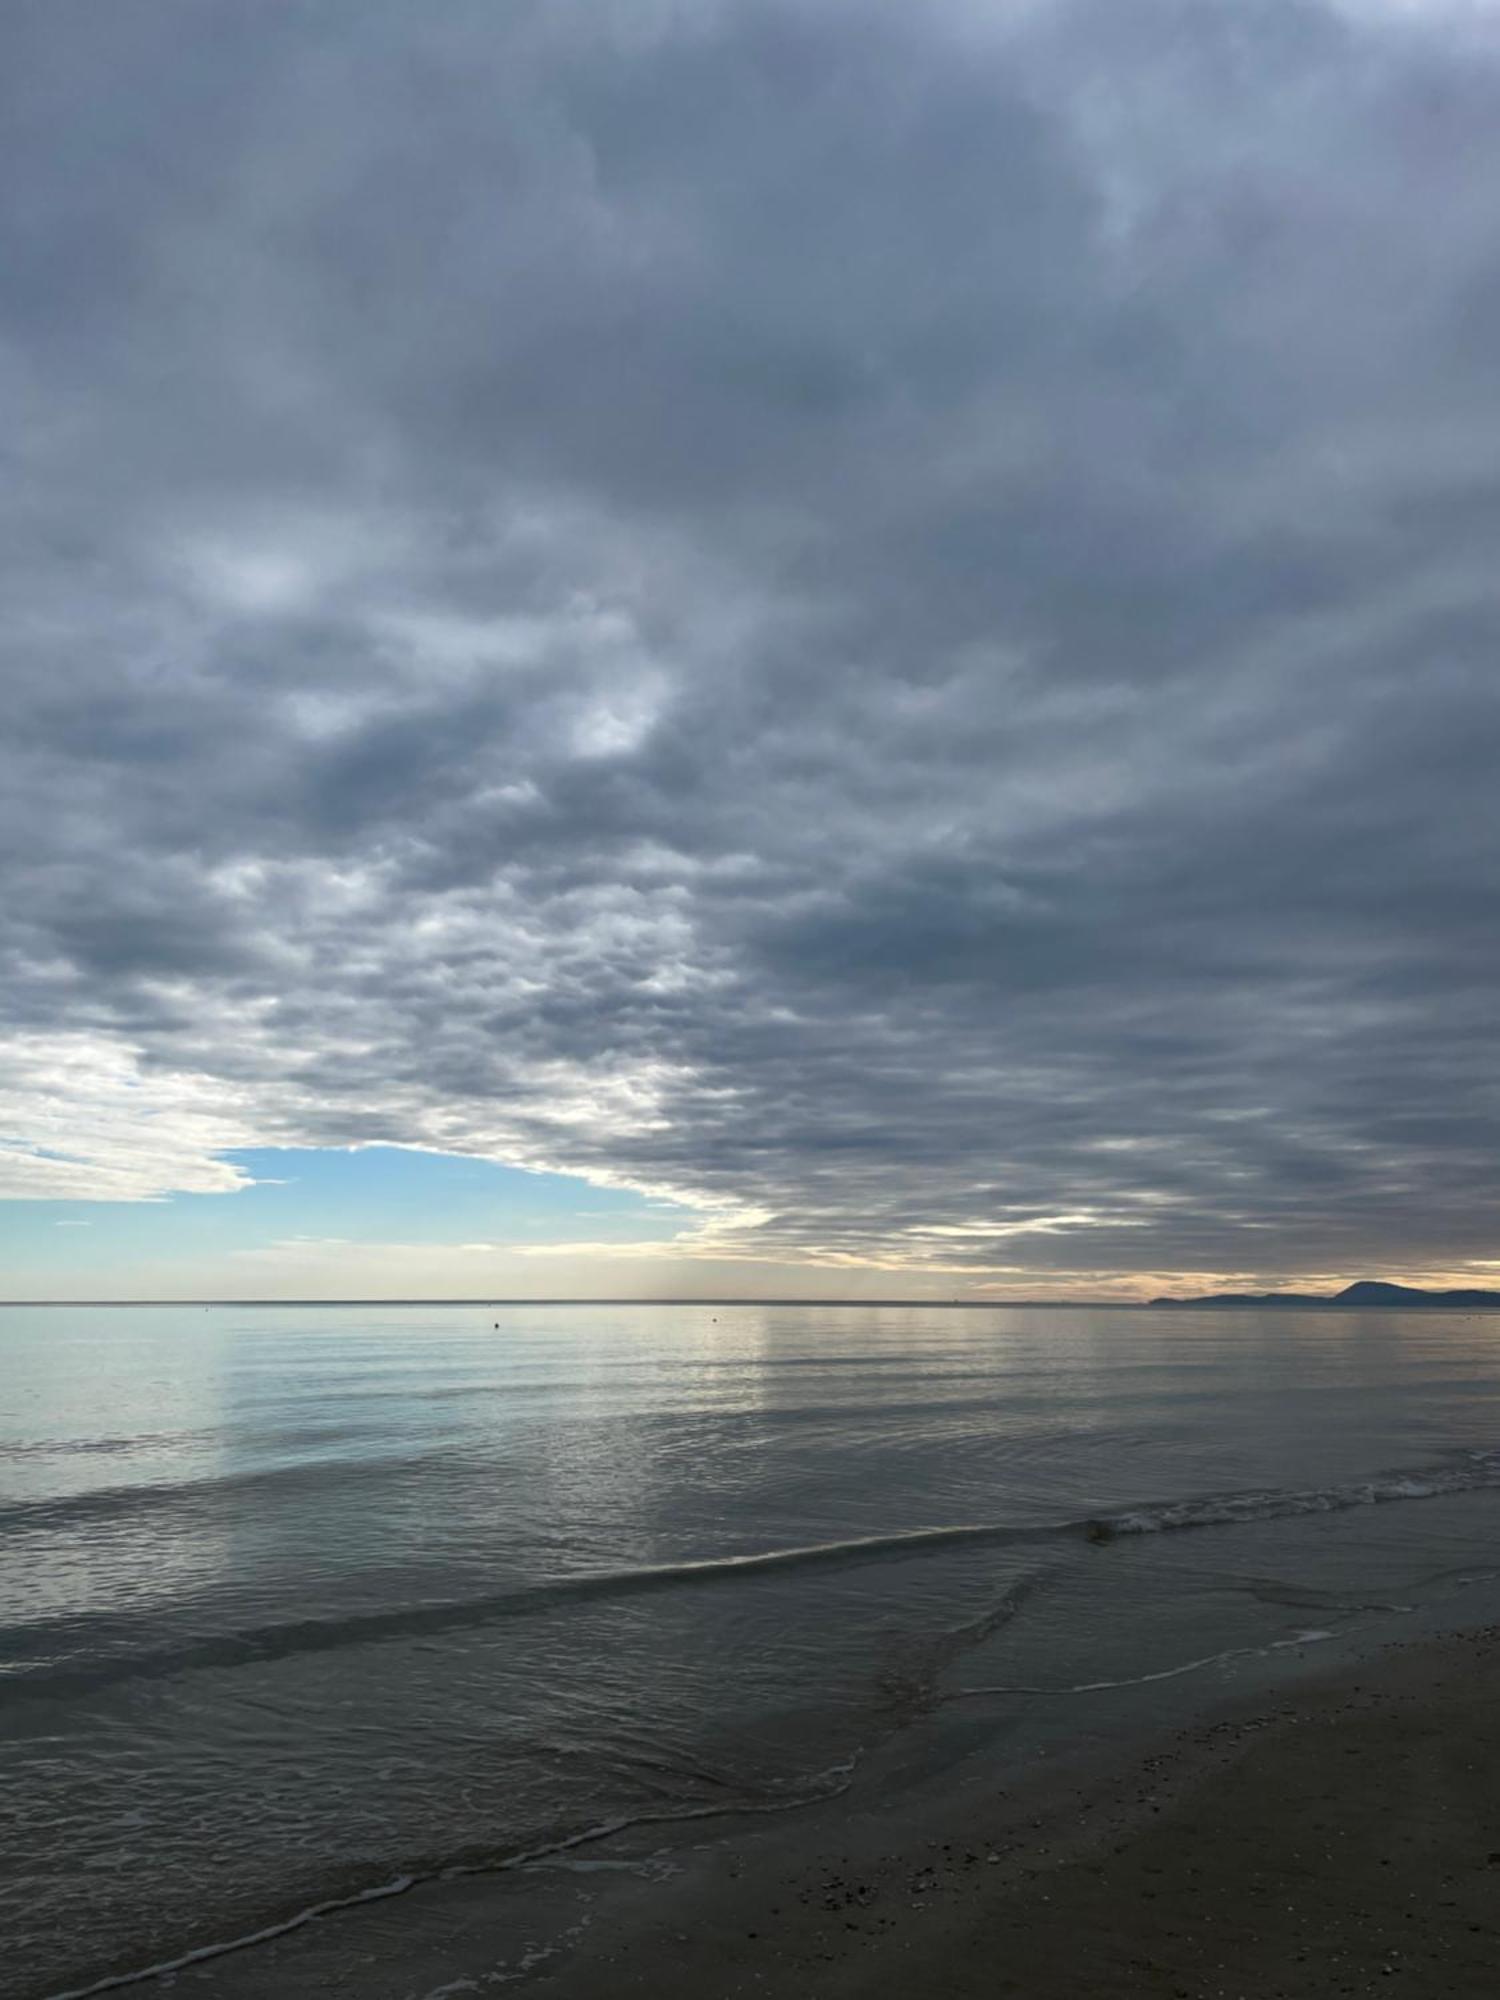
[4,1300,1500,1996]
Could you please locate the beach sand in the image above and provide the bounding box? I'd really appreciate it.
[106,1628,1500,2000]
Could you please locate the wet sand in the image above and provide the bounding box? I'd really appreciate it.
[103,1628,1500,1999]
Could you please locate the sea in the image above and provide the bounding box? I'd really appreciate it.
[6,1299,1500,1997]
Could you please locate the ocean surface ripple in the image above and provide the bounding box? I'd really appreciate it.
[6,1301,1500,1998]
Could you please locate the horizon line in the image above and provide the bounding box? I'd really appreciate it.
[0,1295,1139,1309]
[4,1292,1498,1311]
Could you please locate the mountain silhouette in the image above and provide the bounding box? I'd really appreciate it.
[1151,1279,1500,1309]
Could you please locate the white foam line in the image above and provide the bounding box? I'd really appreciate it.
[950,1628,1337,1701]
[953,1648,1244,1698]
[44,1875,419,2000]
[1095,1453,1500,1539]
[41,1766,860,2000]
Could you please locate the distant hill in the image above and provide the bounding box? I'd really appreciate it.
[1151,1279,1500,1309]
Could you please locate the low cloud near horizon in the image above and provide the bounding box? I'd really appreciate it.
[4,0,1500,1295]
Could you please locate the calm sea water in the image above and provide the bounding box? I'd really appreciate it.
[6,1301,1500,1996]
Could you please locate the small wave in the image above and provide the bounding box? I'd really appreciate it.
[951,1627,1337,1700]
[0,1433,186,1462]
[10,1452,1500,1700]
[0,1451,446,1537]
[43,1874,419,2000]
[1083,1451,1500,1541]
[41,1765,858,2000]
[1,1522,1047,1698]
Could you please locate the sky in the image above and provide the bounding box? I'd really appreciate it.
[3,0,1500,1302]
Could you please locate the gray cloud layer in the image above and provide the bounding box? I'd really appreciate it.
[4,0,1499,1282]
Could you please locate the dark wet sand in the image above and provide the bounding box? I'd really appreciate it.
[117,1628,1500,2000]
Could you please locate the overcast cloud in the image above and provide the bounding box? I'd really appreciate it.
[3,0,1500,1290]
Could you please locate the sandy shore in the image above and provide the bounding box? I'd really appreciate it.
[84,1627,1500,2000]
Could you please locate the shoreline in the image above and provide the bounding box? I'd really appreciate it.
[73,1623,1500,2000]
[527,1624,1500,1998]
